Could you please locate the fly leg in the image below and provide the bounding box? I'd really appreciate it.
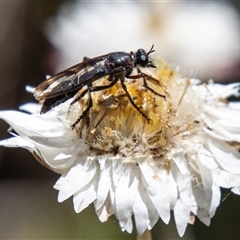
[120,78,150,122]
[71,89,93,129]
[142,77,166,99]
[128,69,168,98]
[71,79,118,129]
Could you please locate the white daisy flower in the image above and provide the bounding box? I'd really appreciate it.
[0,58,240,237]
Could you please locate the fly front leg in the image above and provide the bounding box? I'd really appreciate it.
[120,78,150,122]
[142,77,166,99]
[128,69,167,99]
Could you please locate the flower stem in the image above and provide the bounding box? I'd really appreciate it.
[137,230,152,240]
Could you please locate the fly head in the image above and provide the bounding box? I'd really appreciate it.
[135,45,156,68]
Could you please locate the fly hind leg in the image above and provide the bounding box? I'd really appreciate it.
[71,79,119,129]
[71,89,93,129]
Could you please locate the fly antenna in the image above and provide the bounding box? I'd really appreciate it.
[147,44,155,56]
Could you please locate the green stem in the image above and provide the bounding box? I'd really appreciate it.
[137,230,152,240]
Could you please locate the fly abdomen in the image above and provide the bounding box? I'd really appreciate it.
[73,66,109,87]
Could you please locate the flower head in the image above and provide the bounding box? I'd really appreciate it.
[0,58,240,236]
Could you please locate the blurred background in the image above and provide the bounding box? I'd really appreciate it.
[0,1,240,239]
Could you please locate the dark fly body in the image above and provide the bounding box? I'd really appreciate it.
[34,45,165,128]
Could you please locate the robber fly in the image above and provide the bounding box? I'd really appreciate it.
[34,45,165,128]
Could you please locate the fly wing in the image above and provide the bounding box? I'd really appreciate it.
[40,65,110,113]
[34,54,109,101]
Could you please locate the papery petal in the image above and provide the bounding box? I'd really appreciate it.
[19,102,40,113]
[73,170,98,213]
[0,111,62,135]
[207,140,240,174]
[198,160,213,211]
[214,170,240,189]
[95,197,113,222]
[207,82,240,99]
[139,158,159,195]
[114,162,139,230]
[95,158,111,210]
[133,185,151,235]
[55,157,97,202]
[0,136,35,150]
[167,172,178,210]
[193,187,211,226]
[148,168,171,224]
[121,217,133,234]
[172,163,192,237]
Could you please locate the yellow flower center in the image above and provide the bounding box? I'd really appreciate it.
[70,58,202,161]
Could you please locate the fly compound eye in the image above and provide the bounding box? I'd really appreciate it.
[136,49,149,67]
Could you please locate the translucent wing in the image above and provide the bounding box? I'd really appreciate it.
[34,54,109,101]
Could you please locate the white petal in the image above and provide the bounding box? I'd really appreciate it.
[0,111,62,135]
[231,186,240,195]
[0,136,34,151]
[73,170,98,213]
[171,163,192,237]
[198,160,221,218]
[19,102,40,113]
[207,82,240,99]
[121,217,133,234]
[133,185,150,235]
[145,199,159,231]
[25,85,35,94]
[114,163,139,229]
[148,167,170,224]
[203,116,240,142]
[95,196,113,222]
[32,143,75,169]
[213,170,240,189]
[198,160,213,211]
[229,102,240,110]
[192,186,210,226]
[207,140,240,174]
[197,208,211,226]
[55,157,97,202]
[198,147,219,171]
[173,200,189,237]
[173,151,190,175]
[209,182,221,218]
[54,141,87,160]
[138,157,159,195]
[168,172,178,209]
[95,158,111,210]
